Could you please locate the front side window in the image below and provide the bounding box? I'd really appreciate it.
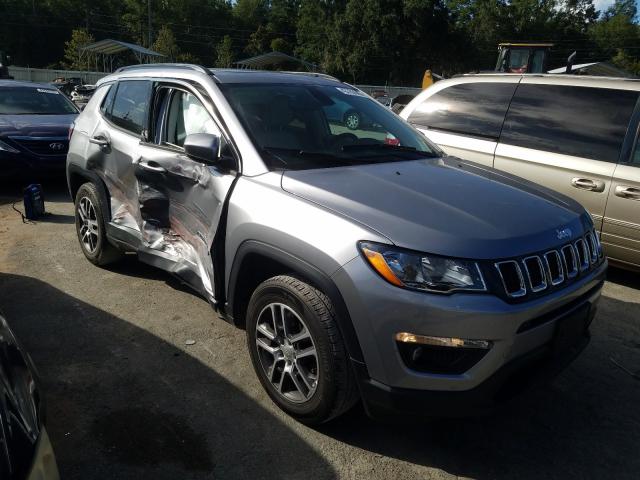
[0,86,78,115]
[163,90,221,147]
[501,84,638,163]
[407,82,517,139]
[221,83,439,170]
[109,80,151,135]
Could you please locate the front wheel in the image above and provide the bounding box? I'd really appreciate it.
[246,275,358,425]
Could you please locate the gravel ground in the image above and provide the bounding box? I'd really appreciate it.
[0,179,638,480]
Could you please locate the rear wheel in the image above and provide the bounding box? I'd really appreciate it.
[246,275,358,425]
[74,182,122,266]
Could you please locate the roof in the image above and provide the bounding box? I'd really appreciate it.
[81,39,164,57]
[0,79,60,89]
[498,43,554,48]
[547,62,636,78]
[234,51,316,71]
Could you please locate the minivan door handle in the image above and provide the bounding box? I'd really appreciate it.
[571,177,605,192]
[614,185,640,200]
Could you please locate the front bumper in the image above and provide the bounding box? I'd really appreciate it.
[332,256,606,416]
[0,150,67,178]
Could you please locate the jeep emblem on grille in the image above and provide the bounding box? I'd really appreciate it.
[556,228,572,240]
[49,142,64,151]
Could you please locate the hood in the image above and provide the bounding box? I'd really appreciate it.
[0,113,77,137]
[281,157,591,259]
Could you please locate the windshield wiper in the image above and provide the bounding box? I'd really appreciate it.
[263,147,350,165]
[341,144,438,157]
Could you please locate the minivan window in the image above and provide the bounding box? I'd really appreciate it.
[407,83,517,139]
[109,80,151,136]
[501,84,638,163]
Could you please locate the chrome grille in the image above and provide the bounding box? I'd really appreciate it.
[575,239,589,271]
[495,229,602,299]
[523,256,547,292]
[561,244,578,279]
[10,137,69,156]
[544,250,564,286]
[495,260,526,298]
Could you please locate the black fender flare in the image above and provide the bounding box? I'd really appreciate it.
[226,240,366,365]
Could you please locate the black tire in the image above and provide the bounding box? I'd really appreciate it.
[343,110,361,130]
[246,275,359,425]
[74,182,122,266]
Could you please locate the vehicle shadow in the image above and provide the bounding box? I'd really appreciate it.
[0,273,336,480]
[318,292,640,480]
[607,265,640,290]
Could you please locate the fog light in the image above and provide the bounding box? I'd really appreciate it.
[395,332,491,349]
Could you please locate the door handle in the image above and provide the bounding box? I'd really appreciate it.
[138,160,167,174]
[614,185,640,200]
[571,177,605,192]
[89,135,110,147]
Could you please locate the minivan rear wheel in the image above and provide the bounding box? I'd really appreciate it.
[246,275,358,425]
[74,182,122,266]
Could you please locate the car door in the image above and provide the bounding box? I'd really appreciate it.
[132,82,238,300]
[494,79,639,232]
[601,132,640,267]
[402,78,519,167]
[88,79,153,232]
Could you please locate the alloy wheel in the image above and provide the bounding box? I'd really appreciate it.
[255,303,319,403]
[77,196,99,254]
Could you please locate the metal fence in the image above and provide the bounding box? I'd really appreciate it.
[7,66,107,84]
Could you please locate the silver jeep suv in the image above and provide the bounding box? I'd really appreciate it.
[67,64,606,424]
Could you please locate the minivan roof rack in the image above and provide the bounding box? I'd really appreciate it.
[115,63,211,75]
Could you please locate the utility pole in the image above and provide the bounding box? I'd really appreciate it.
[147,0,153,47]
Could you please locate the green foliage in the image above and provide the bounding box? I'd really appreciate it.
[63,28,96,70]
[2,0,640,84]
[216,35,235,68]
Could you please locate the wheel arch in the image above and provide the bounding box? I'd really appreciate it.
[67,164,111,219]
[226,240,365,365]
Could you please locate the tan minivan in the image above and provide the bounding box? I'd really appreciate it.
[401,74,640,269]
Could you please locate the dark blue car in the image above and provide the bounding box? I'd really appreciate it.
[0,80,78,178]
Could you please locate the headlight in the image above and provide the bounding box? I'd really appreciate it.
[0,139,20,153]
[359,242,486,293]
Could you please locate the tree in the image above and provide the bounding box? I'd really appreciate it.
[216,35,235,67]
[63,28,96,70]
[153,25,181,62]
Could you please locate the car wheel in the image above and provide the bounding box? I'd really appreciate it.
[74,182,122,266]
[343,110,361,130]
[246,275,358,425]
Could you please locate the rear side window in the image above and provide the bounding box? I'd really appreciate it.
[407,82,517,139]
[501,84,638,162]
[109,80,152,136]
[100,84,116,116]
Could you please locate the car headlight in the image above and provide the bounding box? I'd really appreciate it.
[359,242,486,293]
[0,139,20,153]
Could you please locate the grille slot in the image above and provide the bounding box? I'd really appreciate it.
[561,244,578,279]
[523,256,547,292]
[585,232,599,264]
[495,261,527,298]
[544,250,565,286]
[575,239,589,271]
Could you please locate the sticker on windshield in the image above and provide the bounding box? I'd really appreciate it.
[336,87,366,97]
[37,88,59,94]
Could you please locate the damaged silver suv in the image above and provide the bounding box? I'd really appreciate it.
[67,64,606,424]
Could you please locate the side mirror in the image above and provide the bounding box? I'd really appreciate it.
[183,133,220,164]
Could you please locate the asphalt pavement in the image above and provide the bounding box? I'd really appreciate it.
[0,179,638,479]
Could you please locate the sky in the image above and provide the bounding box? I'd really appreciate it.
[592,0,640,14]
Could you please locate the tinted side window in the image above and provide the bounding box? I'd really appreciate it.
[110,81,151,135]
[408,83,517,139]
[501,84,638,162]
[100,84,116,116]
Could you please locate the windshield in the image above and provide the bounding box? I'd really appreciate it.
[0,87,78,115]
[220,83,440,170]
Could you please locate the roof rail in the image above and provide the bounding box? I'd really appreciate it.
[280,71,341,82]
[115,63,211,75]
